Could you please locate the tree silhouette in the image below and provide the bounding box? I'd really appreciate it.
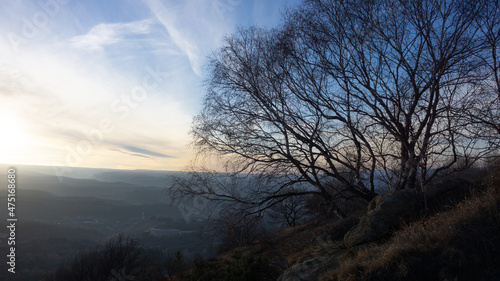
[45,234,161,281]
[172,0,500,219]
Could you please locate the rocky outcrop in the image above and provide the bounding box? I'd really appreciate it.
[343,179,473,248]
[329,217,359,241]
[277,217,358,281]
[344,189,422,248]
[278,179,474,280]
[277,244,347,281]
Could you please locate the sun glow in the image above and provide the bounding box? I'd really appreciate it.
[0,112,31,163]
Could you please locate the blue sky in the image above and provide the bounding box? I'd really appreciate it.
[0,0,300,171]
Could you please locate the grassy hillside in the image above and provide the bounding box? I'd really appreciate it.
[171,168,500,281]
[324,188,500,280]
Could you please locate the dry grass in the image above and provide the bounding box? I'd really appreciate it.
[183,212,355,280]
[213,216,351,273]
[321,185,500,281]
[258,220,340,266]
[185,168,500,280]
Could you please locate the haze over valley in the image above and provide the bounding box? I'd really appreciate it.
[0,165,213,280]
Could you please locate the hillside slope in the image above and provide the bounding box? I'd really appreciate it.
[178,170,500,281]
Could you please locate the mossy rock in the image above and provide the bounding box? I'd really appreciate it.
[344,189,422,248]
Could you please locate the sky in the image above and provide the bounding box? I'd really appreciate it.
[0,0,300,172]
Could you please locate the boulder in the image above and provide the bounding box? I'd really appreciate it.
[277,246,347,281]
[344,189,422,248]
[278,179,475,280]
[329,217,359,241]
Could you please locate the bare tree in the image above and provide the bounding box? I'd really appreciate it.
[268,187,309,228]
[189,26,375,218]
[290,0,500,190]
[45,235,156,281]
[172,0,500,220]
[213,204,266,253]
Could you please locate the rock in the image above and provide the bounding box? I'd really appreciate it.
[277,256,328,281]
[277,246,347,281]
[278,179,474,280]
[344,189,422,248]
[329,217,359,241]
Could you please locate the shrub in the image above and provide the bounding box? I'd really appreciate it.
[185,251,278,281]
[45,234,165,281]
[214,206,266,254]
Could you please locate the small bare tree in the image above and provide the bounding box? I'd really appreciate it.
[268,187,309,228]
[45,235,155,281]
[213,204,266,253]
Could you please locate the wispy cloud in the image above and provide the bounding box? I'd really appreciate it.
[143,0,202,76]
[70,19,153,52]
[0,66,36,97]
[119,145,173,158]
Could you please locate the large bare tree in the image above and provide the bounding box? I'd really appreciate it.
[291,0,498,190]
[171,0,500,219]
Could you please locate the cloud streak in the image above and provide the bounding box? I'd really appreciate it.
[71,19,153,52]
[120,145,173,158]
[144,0,202,76]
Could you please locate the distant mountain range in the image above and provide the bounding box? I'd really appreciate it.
[0,164,187,204]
